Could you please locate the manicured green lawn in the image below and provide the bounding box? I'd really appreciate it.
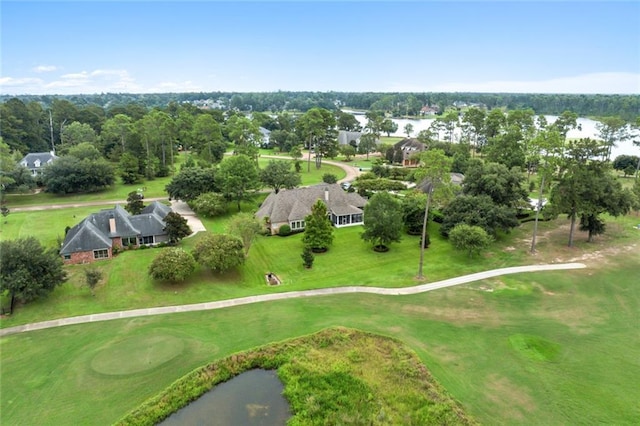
[3,176,173,207]
[1,251,637,425]
[3,155,345,208]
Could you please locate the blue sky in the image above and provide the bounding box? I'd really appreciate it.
[1,1,639,95]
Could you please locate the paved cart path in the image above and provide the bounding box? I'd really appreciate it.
[0,262,586,337]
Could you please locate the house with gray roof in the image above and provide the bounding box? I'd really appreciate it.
[60,201,172,264]
[20,151,59,176]
[337,130,363,146]
[256,183,367,234]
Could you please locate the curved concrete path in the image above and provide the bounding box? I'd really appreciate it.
[0,262,585,337]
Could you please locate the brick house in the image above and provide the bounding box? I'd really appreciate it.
[60,201,172,264]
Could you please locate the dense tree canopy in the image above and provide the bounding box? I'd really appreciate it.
[42,156,115,194]
[462,160,527,208]
[361,191,403,250]
[193,233,245,273]
[0,237,67,306]
[260,160,301,194]
[163,212,192,243]
[449,224,493,257]
[165,166,217,202]
[302,200,334,252]
[148,248,196,282]
[217,154,261,210]
[440,194,520,237]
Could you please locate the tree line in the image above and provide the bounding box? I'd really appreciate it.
[2,91,639,121]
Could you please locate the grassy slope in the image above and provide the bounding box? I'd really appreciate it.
[1,251,638,425]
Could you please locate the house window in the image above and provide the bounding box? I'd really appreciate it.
[291,220,305,230]
[94,249,109,259]
[63,254,71,260]
[352,213,363,223]
[139,235,154,245]
[122,237,137,246]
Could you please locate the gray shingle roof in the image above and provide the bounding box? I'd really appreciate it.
[60,202,172,255]
[256,183,367,224]
[20,152,58,170]
[337,130,363,146]
[60,219,112,255]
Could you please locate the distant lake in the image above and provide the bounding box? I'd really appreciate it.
[348,112,639,159]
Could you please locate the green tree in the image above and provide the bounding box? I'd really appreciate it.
[413,149,452,279]
[380,119,398,137]
[440,194,520,237]
[462,159,527,208]
[596,116,628,161]
[303,199,334,252]
[59,121,98,154]
[361,191,403,251]
[335,110,361,131]
[340,144,356,161]
[401,191,428,235]
[404,123,414,137]
[0,237,67,308]
[193,233,245,273]
[119,152,142,184]
[84,268,103,296]
[461,107,486,151]
[357,133,377,160]
[528,128,564,253]
[226,114,261,161]
[148,248,196,282]
[449,224,493,257]
[125,191,145,215]
[322,173,338,184]
[68,142,102,161]
[301,247,315,268]
[101,114,133,156]
[484,127,526,169]
[549,138,612,246]
[298,107,337,171]
[218,154,261,210]
[165,167,217,202]
[260,160,301,194]
[43,156,115,194]
[163,212,192,244]
[191,114,224,158]
[227,213,263,256]
[188,192,227,217]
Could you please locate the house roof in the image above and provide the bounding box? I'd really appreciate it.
[416,173,465,194]
[393,138,425,152]
[255,183,367,224]
[60,219,113,255]
[337,130,363,145]
[60,201,172,255]
[20,152,58,169]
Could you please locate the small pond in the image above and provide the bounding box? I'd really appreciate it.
[158,369,291,426]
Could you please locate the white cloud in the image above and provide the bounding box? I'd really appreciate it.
[32,65,58,73]
[1,69,141,95]
[398,72,640,95]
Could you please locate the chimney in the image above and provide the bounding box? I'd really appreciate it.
[109,214,116,233]
[324,187,329,202]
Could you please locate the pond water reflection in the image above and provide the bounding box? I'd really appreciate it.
[159,369,291,426]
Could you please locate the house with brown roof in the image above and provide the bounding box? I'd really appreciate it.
[388,138,426,167]
[60,201,172,264]
[255,183,367,235]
